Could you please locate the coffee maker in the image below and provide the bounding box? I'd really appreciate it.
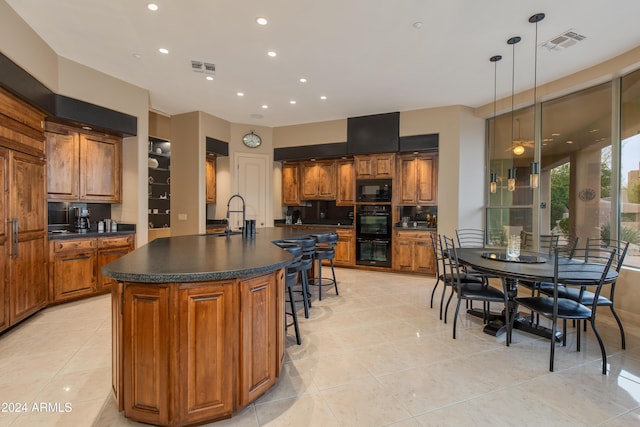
[74,207,91,232]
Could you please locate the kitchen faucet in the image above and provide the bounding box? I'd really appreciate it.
[225,194,245,236]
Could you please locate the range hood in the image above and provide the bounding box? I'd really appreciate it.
[346,112,399,155]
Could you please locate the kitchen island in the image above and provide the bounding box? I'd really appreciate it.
[102,227,332,426]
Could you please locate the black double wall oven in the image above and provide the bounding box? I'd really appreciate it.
[355,204,392,267]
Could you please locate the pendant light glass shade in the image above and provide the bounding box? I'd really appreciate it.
[507,168,516,192]
[529,161,540,188]
[490,172,497,193]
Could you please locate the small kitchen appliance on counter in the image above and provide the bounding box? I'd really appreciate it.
[74,207,91,233]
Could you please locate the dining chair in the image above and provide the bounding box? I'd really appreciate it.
[442,235,510,344]
[455,228,486,248]
[514,244,617,374]
[537,238,629,349]
[519,234,561,296]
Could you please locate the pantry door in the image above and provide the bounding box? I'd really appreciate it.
[234,153,269,229]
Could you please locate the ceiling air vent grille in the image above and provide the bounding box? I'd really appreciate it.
[190,60,216,75]
[542,29,586,51]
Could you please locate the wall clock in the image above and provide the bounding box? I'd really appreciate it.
[578,187,596,201]
[242,131,262,148]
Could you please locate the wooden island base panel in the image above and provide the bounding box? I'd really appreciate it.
[103,228,333,426]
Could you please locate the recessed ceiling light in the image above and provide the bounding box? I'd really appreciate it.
[237,92,244,97]
[147,3,159,12]
[299,78,307,83]
[552,133,561,136]
[206,76,214,81]
[261,105,268,109]
[82,126,92,131]
[412,21,423,29]
[132,53,142,60]
[256,17,268,25]
[290,100,296,104]
[589,129,599,133]
[158,48,169,54]
[267,51,277,57]
[320,95,327,100]
[566,140,574,144]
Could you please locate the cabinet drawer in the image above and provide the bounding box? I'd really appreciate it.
[99,234,134,249]
[53,238,97,252]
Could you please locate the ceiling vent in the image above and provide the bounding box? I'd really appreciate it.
[542,29,586,51]
[191,60,216,75]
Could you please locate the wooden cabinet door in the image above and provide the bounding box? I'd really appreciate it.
[0,149,7,332]
[374,154,395,178]
[51,250,97,301]
[97,247,130,292]
[239,273,277,406]
[206,155,217,204]
[414,237,435,275]
[123,284,170,426]
[336,160,355,205]
[393,236,414,271]
[334,230,354,266]
[177,282,235,425]
[398,155,418,204]
[416,156,437,205]
[354,156,374,178]
[300,162,318,199]
[9,151,47,324]
[80,133,122,202]
[281,163,301,206]
[46,129,79,201]
[316,161,336,199]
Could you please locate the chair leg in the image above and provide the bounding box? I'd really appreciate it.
[287,285,301,345]
[300,272,310,319]
[430,277,441,309]
[453,297,462,339]
[549,319,558,372]
[317,261,323,301]
[439,283,448,320]
[444,287,455,324]
[589,318,608,375]
[330,260,338,295]
[610,306,626,349]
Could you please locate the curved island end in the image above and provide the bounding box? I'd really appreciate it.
[102,228,332,426]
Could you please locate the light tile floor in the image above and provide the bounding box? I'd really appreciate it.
[1,268,640,426]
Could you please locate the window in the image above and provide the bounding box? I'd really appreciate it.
[620,71,640,267]
[487,74,640,268]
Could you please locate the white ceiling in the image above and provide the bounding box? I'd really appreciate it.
[6,0,640,127]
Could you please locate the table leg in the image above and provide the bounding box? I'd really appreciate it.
[468,277,562,341]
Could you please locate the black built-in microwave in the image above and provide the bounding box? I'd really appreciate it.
[356,179,392,203]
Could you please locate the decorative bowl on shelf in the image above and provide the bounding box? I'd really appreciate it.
[148,157,159,168]
[148,176,154,184]
[166,177,171,184]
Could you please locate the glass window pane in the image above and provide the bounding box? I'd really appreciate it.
[540,83,613,245]
[621,71,640,268]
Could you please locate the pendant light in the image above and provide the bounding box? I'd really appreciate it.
[507,35,521,192]
[489,55,502,194]
[508,168,517,192]
[529,13,545,189]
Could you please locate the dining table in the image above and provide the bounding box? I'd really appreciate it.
[454,247,618,339]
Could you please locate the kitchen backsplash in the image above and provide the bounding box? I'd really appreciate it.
[48,202,112,227]
[285,201,353,224]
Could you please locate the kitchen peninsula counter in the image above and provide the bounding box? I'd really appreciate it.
[103,227,332,427]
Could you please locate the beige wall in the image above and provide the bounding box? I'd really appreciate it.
[0,0,58,91]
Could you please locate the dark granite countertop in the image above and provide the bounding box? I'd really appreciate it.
[101,227,334,283]
[48,224,137,240]
[274,220,353,229]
